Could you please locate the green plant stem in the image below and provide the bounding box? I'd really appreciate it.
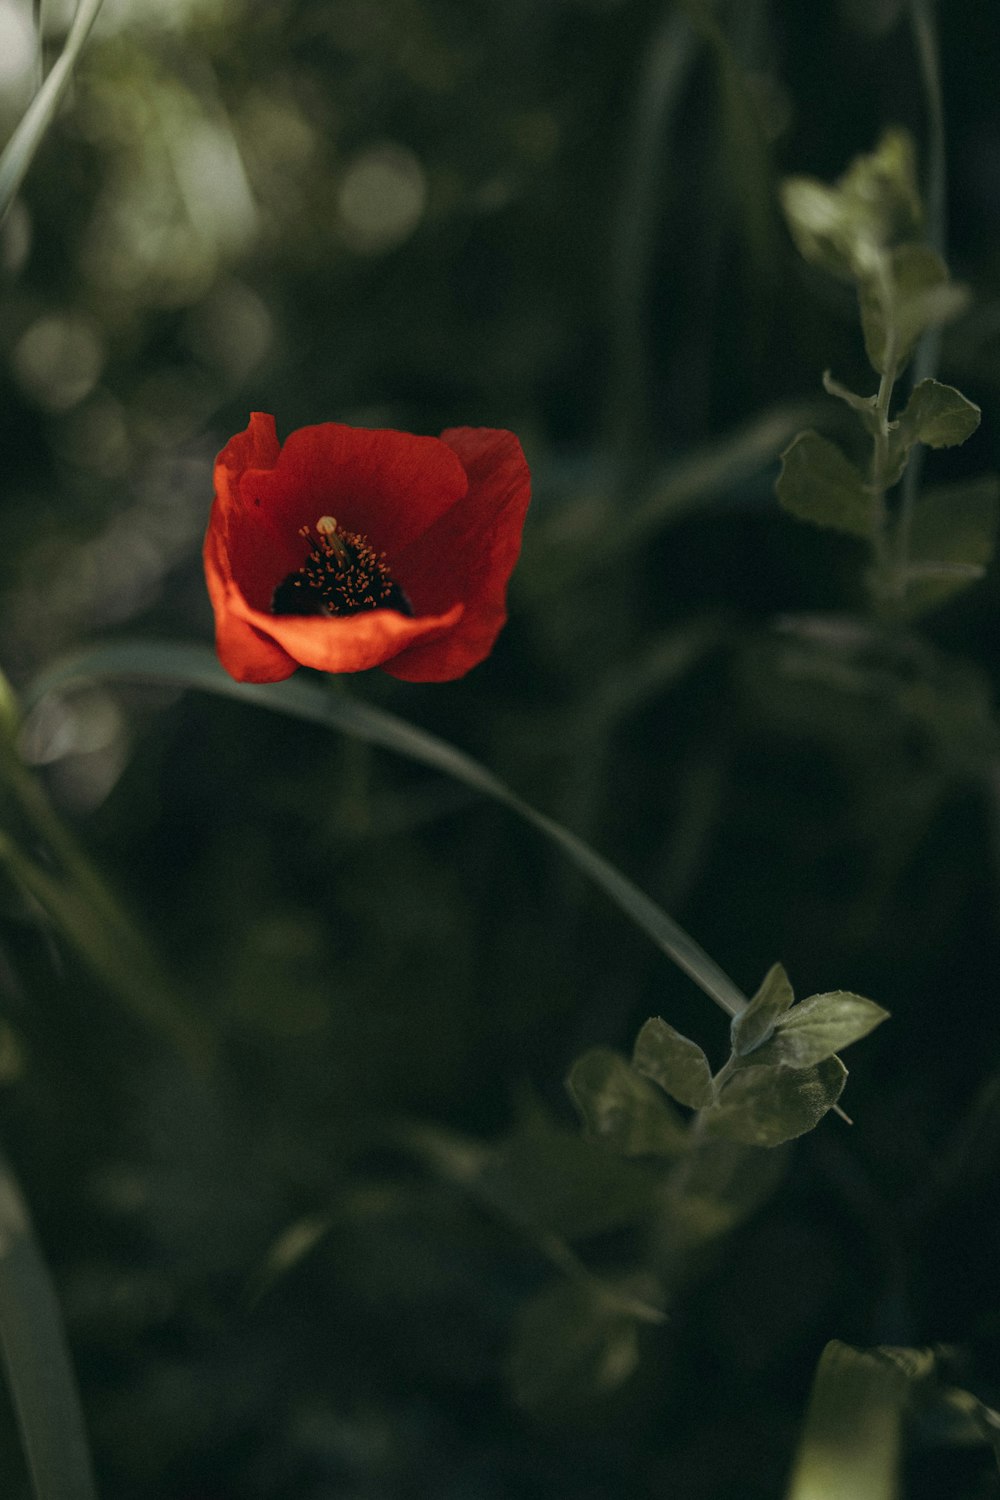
[895,0,948,591]
[0,0,105,226]
[868,254,903,602]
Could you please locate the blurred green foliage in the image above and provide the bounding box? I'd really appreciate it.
[2,1,1000,1496]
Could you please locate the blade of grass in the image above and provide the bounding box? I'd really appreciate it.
[0,0,105,227]
[785,1341,914,1500]
[29,640,751,1021]
[0,827,211,1068]
[0,1149,98,1500]
[606,6,698,473]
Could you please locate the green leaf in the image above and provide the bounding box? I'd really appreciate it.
[405,1110,659,1244]
[566,1049,688,1158]
[785,1340,914,1500]
[776,430,875,539]
[749,990,889,1069]
[901,476,999,615]
[0,1149,99,1500]
[507,1279,642,1413]
[780,177,860,281]
[702,1056,846,1147]
[631,1018,714,1109]
[859,246,967,375]
[780,129,921,283]
[475,1108,660,1241]
[897,378,981,450]
[30,641,753,1025]
[938,1385,1000,1470]
[662,1137,790,1262]
[731,962,795,1057]
[822,370,878,431]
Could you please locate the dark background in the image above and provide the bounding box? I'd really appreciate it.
[1,1,1000,1495]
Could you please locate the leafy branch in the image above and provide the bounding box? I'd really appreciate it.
[568,962,887,1155]
[775,130,996,615]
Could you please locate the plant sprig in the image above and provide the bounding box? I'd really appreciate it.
[775,130,996,614]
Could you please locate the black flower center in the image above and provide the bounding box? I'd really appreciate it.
[271,516,412,618]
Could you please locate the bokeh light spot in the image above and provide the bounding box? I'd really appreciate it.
[337,143,427,254]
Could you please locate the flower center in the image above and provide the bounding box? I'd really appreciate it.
[271,515,412,618]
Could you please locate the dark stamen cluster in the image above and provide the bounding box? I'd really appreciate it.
[272,518,412,618]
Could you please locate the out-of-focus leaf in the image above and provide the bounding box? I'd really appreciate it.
[859,246,966,375]
[731,962,794,1057]
[747,991,889,1069]
[658,1136,790,1271]
[901,476,999,616]
[776,431,874,539]
[822,370,878,430]
[781,129,921,283]
[785,1341,931,1500]
[474,1107,661,1241]
[937,1385,1000,1470]
[566,1048,688,1158]
[702,1057,846,1147]
[506,1279,642,1414]
[632,1017,714,1109]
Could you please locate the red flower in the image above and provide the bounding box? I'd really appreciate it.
[204,413,531,683]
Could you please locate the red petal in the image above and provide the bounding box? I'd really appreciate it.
[203,514,298,682]
[241,423,468,568]
[228,592,465,676]
[386,427,531,681]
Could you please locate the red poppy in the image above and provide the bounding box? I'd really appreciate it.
[204,413,531,683]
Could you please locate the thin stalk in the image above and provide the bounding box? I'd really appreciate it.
[896,0,947,587]
[0,0,105,226]
[869,299,900,597]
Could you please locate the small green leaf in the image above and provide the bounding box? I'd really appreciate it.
[749,991,888,1069]
[702,1056,847,1147]
[731,962,795,1057]
[822,370,878,431]
[475,1107,660,1240]
[780,129,921,284]
[776,431,874,539]
[632,1018,714,1109]
[897,378,981,450]
[507,1280,641,1413]
[901,476,999,616]
[780,177,860,282]
[938,1385,1000,1470]
[859,246,967,375]
[837,127,922,250]
[566,1049,688,1158]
